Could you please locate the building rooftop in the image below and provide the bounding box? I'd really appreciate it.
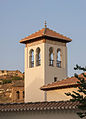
[20,27,72,44]
[41,73,86,90]
[12,80,24,87]
[0,101,78,112]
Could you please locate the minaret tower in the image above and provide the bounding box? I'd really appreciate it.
[20,23,72,102]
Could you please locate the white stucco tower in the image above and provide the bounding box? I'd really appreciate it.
[20,24,72,102]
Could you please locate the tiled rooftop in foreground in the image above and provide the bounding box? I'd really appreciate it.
[0,101,78,112]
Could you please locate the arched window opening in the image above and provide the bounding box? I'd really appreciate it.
[49,47,54,66]
[36,47,41,66]
[29,49,34,68]
[57,49,61,68]
[23,91,24,99]
[16,91,20,99]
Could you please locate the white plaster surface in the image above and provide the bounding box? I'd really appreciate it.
[0,110,80,119]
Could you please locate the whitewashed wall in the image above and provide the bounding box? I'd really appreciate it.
[0,110,80,119]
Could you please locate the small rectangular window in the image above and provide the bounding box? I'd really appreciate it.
[54,77,57,82]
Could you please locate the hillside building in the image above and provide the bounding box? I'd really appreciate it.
[0,70,23,78]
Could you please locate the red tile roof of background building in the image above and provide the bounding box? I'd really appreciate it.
[20,28,72,43]
[41,73,86,90]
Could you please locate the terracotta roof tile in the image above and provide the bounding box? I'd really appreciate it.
[41,73,86,90]
[0,101,78,112]
[20,28,72,43]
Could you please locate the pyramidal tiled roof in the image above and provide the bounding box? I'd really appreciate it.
[20,28,72,43]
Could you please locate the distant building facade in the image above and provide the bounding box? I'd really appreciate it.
[0,70,23,78]
[0,80,24,103]
[12,80,24,103]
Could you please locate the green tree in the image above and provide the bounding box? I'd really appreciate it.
[2,79,12,84]
[65,65,86,118]
[12,76,23,80]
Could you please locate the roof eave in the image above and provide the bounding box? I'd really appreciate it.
[19,35,72,44]
[41,84,78,91]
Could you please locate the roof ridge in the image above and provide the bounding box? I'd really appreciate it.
[23,28,45,40]
[46,28,71,40]
[0,100,77,105]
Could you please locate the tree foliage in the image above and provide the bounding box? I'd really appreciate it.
[12,76,23,80]
[65,64,86,118]
[2,79,12,84]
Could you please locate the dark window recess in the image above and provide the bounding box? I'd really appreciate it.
[54,77,57,82]
[56,60,61,68]
[23,91,24,99]
[49,47,54,66]
[30,60,34,67]
[57,49,61,68]
[36,59,41,66]
[16,91,20,99]
[49,60,54,66]
[36,47,41,66]
[29,49,34,68]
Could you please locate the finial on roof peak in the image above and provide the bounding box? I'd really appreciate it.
[44,20,47,28]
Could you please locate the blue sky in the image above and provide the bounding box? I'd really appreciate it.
[0,0,86,76]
